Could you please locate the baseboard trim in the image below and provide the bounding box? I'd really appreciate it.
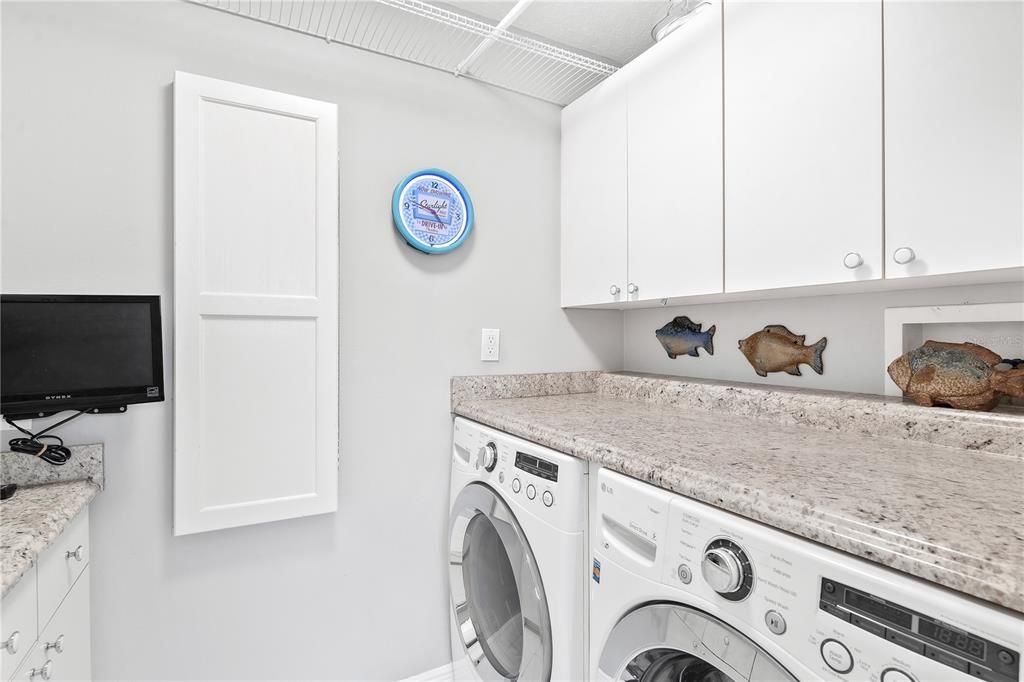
[399,662,454,682]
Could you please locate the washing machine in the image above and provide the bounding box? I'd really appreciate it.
[448,417,588,681]
[590,467,1023,682]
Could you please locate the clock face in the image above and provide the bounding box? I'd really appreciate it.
[392,169,474,254]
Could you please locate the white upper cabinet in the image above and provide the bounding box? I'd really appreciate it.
[561,75,628,307]
[627,1,723,301]
[724,0,883,292]
[884,0,1023,278]
[174,72,339,535]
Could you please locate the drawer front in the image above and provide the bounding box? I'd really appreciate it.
[37,509,89,628]
[1,568,37,680]
[35,566,91,682]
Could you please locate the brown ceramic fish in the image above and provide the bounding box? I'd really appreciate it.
[738,325,826,377]
[887,340,1024,411]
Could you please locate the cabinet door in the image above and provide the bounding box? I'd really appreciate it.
[174,72,339,535]
[561,75,628,306]
[1,569,36,680]
[724,0,883,292]
[627,1,723,301]
[884,1,1023,278]
[36,566,91,682]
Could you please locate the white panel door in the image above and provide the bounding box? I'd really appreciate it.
[561,74,628,307]
[174,72,338,535]
[627,1,723,301]
[884,1,1023,278]
[724,0,883,292]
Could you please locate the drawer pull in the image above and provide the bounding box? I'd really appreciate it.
[66,545,85,562]
[29,660,53,680]
[44,635,65,655]
[2,630,19,654]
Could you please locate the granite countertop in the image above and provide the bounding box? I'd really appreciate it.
[451,372,1024,613]
[1,479,100,597]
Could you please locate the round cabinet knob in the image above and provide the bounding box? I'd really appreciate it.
[820,639,854,674]
[511,478,521,493]
[3,630,20,654]
[893,246,916,265]
[627,283,639,295]
[881,668,916,682]
[526,484,536,500]
[44,635,64,655]
[609,284,621,296]
[843,252,864,269]
[29,660,53,681]
[701,547,744,594]
[66,545,84,562]
[542,490,554,507]
[476,443,497,472]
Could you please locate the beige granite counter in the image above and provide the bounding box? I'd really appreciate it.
[1,480,99,597]
[451,371,1024,613]
[1,444,103,597]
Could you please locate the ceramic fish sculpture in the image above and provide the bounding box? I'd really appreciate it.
[738,325,826,377]
[655,316,716,359]
[887,340,1024,411]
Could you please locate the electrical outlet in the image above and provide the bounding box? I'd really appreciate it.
[481,328,500,362]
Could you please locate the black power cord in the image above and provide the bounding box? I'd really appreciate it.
[4,410,87,465]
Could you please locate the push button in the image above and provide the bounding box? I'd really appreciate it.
[542,490,554,507]
[511,478,521,493]
[821,639,854,674]
[765,610,787,635]
[851,614,886,637]
[820,601,851,622]
[885,629,924,655]
[526,484,536,500]
[925,645,969,673]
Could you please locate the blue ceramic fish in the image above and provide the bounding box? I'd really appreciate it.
[656,316,715,359]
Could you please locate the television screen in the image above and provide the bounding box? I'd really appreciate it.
[1,295,164,418]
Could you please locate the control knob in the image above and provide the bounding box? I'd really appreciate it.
[700,539,754,601]
[476,442,497,472]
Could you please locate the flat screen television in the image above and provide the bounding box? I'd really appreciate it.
[1,294,165,419]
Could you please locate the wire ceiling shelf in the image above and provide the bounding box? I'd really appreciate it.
[185,0,620,106]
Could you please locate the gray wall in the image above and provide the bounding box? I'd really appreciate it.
[623,283,1023,394]
[1,3,622,679]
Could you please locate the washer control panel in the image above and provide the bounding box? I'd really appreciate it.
[594,468,1024,682]
[820,578,1020,682]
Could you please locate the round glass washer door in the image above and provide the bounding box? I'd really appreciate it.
[449,482,552,681]
[598,603,796,682]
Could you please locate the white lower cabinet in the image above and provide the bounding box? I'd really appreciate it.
[4,511,91,682]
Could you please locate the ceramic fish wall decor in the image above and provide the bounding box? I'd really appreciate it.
[738,325,826,377]
[655,316,716,359]
[887,340,1024,411]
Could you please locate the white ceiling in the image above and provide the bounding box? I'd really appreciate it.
[441,0,668,66]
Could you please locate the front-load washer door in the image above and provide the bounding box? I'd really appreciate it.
[449,482,552,682]
[598,604,796,682]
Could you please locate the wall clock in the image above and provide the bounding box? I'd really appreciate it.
[392,168,474,254]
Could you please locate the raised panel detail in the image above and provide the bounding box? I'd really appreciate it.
[199,316,317,509]
[200,100,317,297]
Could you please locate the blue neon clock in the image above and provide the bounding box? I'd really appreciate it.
[392,168,474,254]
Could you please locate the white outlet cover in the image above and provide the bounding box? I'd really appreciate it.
[481,328,500,362]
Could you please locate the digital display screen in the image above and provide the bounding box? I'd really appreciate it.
[515,452,558,482]
[844,590,913,629]
[918,620,986,661]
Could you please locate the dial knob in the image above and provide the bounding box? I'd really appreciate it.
[702,547,744,593]
[477,443,497,472]
[700,539,754,600]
